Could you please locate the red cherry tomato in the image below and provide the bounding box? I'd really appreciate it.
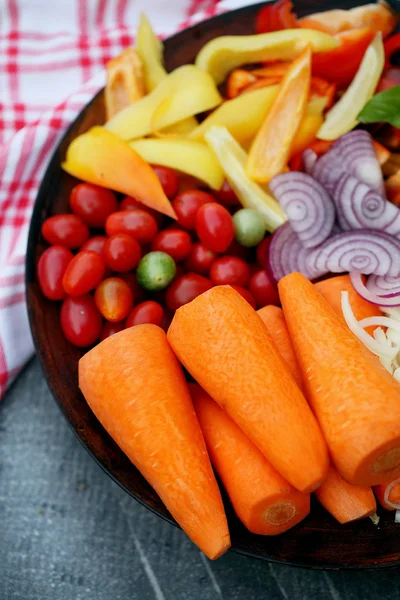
[104,233,141,272]
[42,214,89,249]
[161,308,174,332]
[105,210,158,244]
[226,239,251,261]
[195,203,234,253]
[248,263,260,278]
[184,243,216,275]
[214,180,239,206]
[118,272,146,304]
[230,285,256,309]
[62,250,105,296]
[172,190,215,230]
[100,320,125,341]
[120,196,163,227]
[151,165,179,199]
[210,256,250,287]
[69,183,118,227]
[151,229,192,262]
[249,270,280,309]
[37,245,73,300]
[81,235,108,256]
[126,301,164,327]
[165,273,213,312]
[60,295,102,347]
[256,236,272,268]
[95,277,134,322]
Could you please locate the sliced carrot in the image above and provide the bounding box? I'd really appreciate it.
[247,46,311,182]
[257,305,303,390]
[226,69,257,99]
[279,272,400,487]
[314,274,382,335]
[168,285,328,493]
[374,480,400,510]
[79,325,230,559]
[315,466,376,524]
[190,383,310,535]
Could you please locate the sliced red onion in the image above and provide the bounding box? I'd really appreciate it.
[267,222,328,282]
[332,174,400,235]
[269,172,335,249]
[311,151,343,194]
[384,478,400,511]
[367,274,400,298]
[307,230,400,278]
[350,271,400,307]
[302,149,318,174]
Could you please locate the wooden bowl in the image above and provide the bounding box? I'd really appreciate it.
[26,0,400,569]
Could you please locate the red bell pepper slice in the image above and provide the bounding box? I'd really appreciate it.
[384,32,400,68]
[255,0,297,34]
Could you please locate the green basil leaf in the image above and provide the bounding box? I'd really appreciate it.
[358,86,400,127]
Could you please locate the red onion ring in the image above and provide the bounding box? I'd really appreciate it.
[350,271,400,307]
[367,274,400,298]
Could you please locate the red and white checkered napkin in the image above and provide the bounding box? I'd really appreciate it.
[0,0,256,399]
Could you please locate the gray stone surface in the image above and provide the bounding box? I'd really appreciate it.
[1,360,400,600]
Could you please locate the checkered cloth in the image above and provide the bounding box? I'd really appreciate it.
[0,0,256,399]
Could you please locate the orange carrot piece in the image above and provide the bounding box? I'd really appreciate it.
[246,46,311,182]
[374,480,400,510]
[314,274,382,335]
[190,383,310,535]
[257,305,303,390]
[315,466,376,524]
[279,272,400,487]
[168,285,329,493]
[79,325,230,559]
[226,69,257,98]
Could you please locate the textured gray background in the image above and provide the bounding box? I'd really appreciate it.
[2,360,400,600]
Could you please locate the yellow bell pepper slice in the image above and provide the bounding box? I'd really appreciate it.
[195,29,339,85]
[247,46,311,183]
[62,126,176,219]
[105,65,221,140]
[136,13,166,92]
[290,97,326,156]
[205,126,286,232]
[189,85,279,146]
[130,138,224,190]
[317,33,384,140]
[105,48,145,121]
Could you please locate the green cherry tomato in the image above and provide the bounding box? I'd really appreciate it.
[136,251,177,291]
[232,208,265,248]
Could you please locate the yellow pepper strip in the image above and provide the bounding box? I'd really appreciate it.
[105,65,221,140]
[195,29,339,85]
[247,46,311,183]
[62,127,176,219]
[317,33,384,141]
[104,48,146,121]
[205,126,286,232]
[135,13,166,92]
[189,85,278,146]
[130,138,224,190]
[290,97,327,157]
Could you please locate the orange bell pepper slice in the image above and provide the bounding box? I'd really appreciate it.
[250,63,291,78]
[247,46,311,182]
[62,126,177,219]
[242,77,282,93]
[310,76,336,108]
[255,0,297,34]
[289,138,333,172]
[372,140,390,165]
[226,69,256,99]
[312,27,375,87]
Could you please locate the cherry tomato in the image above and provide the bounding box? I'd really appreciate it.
[104,233,141,272]
[62,250,105,297]
[165,274,213,312]
[105,210,158,244]
[118,272,146,304]
[214,180,239,206]
[81,235,108,256]
[230,285,256,309]
[161,308,174,332]
[249,270,280,309]
[37,246,73,300]
[195,203,234,253]
[151,165,179,199]
[60,295,102,347]
[210,256,250,287]
[126,301,164,328]
[151,229,192,262]
[226,239,251,261]
[256,236,272,268]
[172,190,215,230]
[95,277,134,322]
[184,243,216,275]
[42,214,89,249]
[69,183,118,227]
[100,320,125,341]
[120,196,163,227]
